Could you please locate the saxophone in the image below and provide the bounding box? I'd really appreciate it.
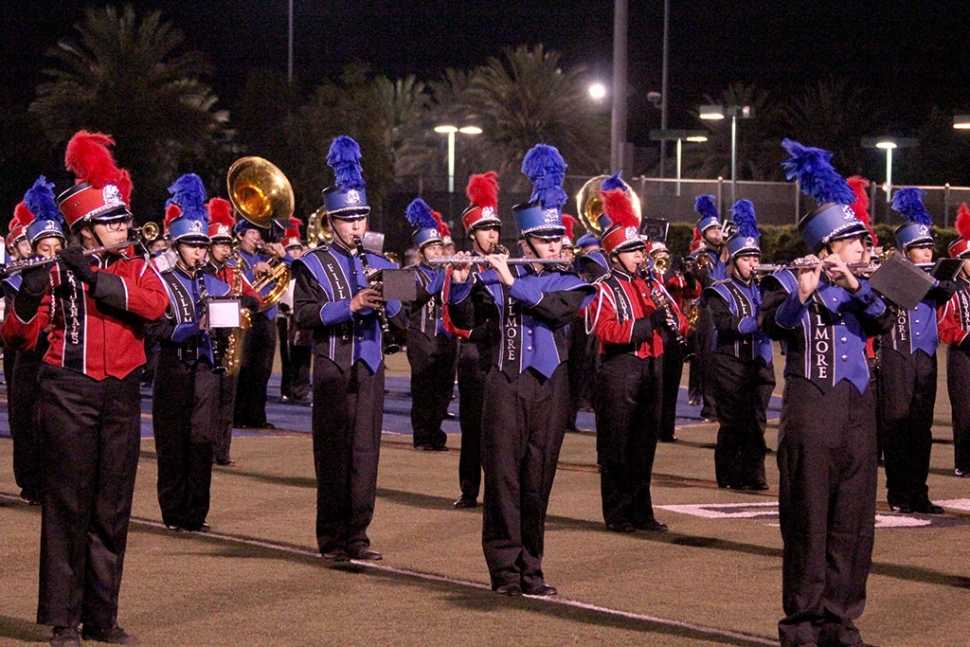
[217,250,251,375]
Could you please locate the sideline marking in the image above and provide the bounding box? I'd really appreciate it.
[0,492,776,646]
[656,502,933,529]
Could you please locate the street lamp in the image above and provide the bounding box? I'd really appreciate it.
[434,125,483,193]
[588,83,607,101]
[699,104,753,205]
[649,129,708,196]
[862,137,918,203]
[954,115,970,129]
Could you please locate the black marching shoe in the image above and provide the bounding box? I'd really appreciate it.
[494,583,522,596]
[606,519,636,533]
[911,501,945,514]
[81,624,139,644]
[348,546,383,561]
[522,582,558,597]
[632,518,668,532]
[50,626,81,647]
[322,548,350,562]
[453,494,478,508]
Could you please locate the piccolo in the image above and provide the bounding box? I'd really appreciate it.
[428,256,565,266]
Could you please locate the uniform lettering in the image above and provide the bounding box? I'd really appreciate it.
[813,314,831,382]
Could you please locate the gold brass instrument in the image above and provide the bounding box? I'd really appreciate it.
[226,156,293,312]
[575,175,642,236]
[307,205,332,248]
[217,249,251,376]
[651,254,670,275]
[0,224,159,278]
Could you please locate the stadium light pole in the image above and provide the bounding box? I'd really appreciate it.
[699,104,752,205]
[434,125,483,193]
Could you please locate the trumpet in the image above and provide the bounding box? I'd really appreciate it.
[0,223,159,278]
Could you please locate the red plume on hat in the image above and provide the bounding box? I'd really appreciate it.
[846,175,876,246]
[462,171,501,233]
[562,213,577,243]
[206,198,234,228]
[949,202,970,259]
[8,201,34,241]
[599,187,642,255]
[64,131,132,203]
[431,211,452,241]
[163,203,181,233]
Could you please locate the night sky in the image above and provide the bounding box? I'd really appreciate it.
[3,0,970,145]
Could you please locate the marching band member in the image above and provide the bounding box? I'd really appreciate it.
[588,173,687,534]
[449,145,595,596]
[938,202,970,480]
[278,217,311,403]
[2,131,168,647]
[761,139,893,647]
[232,205,293,430]
[403,198,453,451]
[876,188,954,513]
[446,171,503,508]
[204,198,262,466]
[2,204,34,423]
[3,192,54,505]
[651,240,699,442]
[689,196,728,421]
[293,135,403,562]
[703,200,774,489]
[148,174,250,533]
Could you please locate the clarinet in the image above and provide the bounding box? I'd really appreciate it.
[648,271,690,355]
[352,235,400,355]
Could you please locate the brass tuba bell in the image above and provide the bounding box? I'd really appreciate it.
[575,175,643,236]
[307,204,333,248]
[226,156,294,312]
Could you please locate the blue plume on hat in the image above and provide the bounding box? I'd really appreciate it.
[327,136,365,191]
[24,176,64,226]
[694,195,719,220]
[521,144,568,209]
[731,199,760,238]
[781,138,855,206]
[165,173,209,223]
[600,172,625,192]
[405,198,438,231]
[891,187,932,226]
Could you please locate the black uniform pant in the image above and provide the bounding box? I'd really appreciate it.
[312,358,384,554]
[481,365,568,590]
[566,319,598,431]
[406,331,456,449]
[711,353,775,488]
[878,349,936,507]
[234,314,276,427]
[278,316,311,400]
[777,378,877,647]
[10,347,44,499]
[946,346,970,473]
[152,353,220,530]
[659,335,685,441]
[594,354,662,527]
[36,365,142,630]
[214,373,239,464]
[693,305,717,417]
[456,340,487,499]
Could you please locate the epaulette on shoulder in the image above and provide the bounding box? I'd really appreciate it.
[307,244,330,255]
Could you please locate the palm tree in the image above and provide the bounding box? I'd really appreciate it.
[458,44,610,192]
[30,4,229,218]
